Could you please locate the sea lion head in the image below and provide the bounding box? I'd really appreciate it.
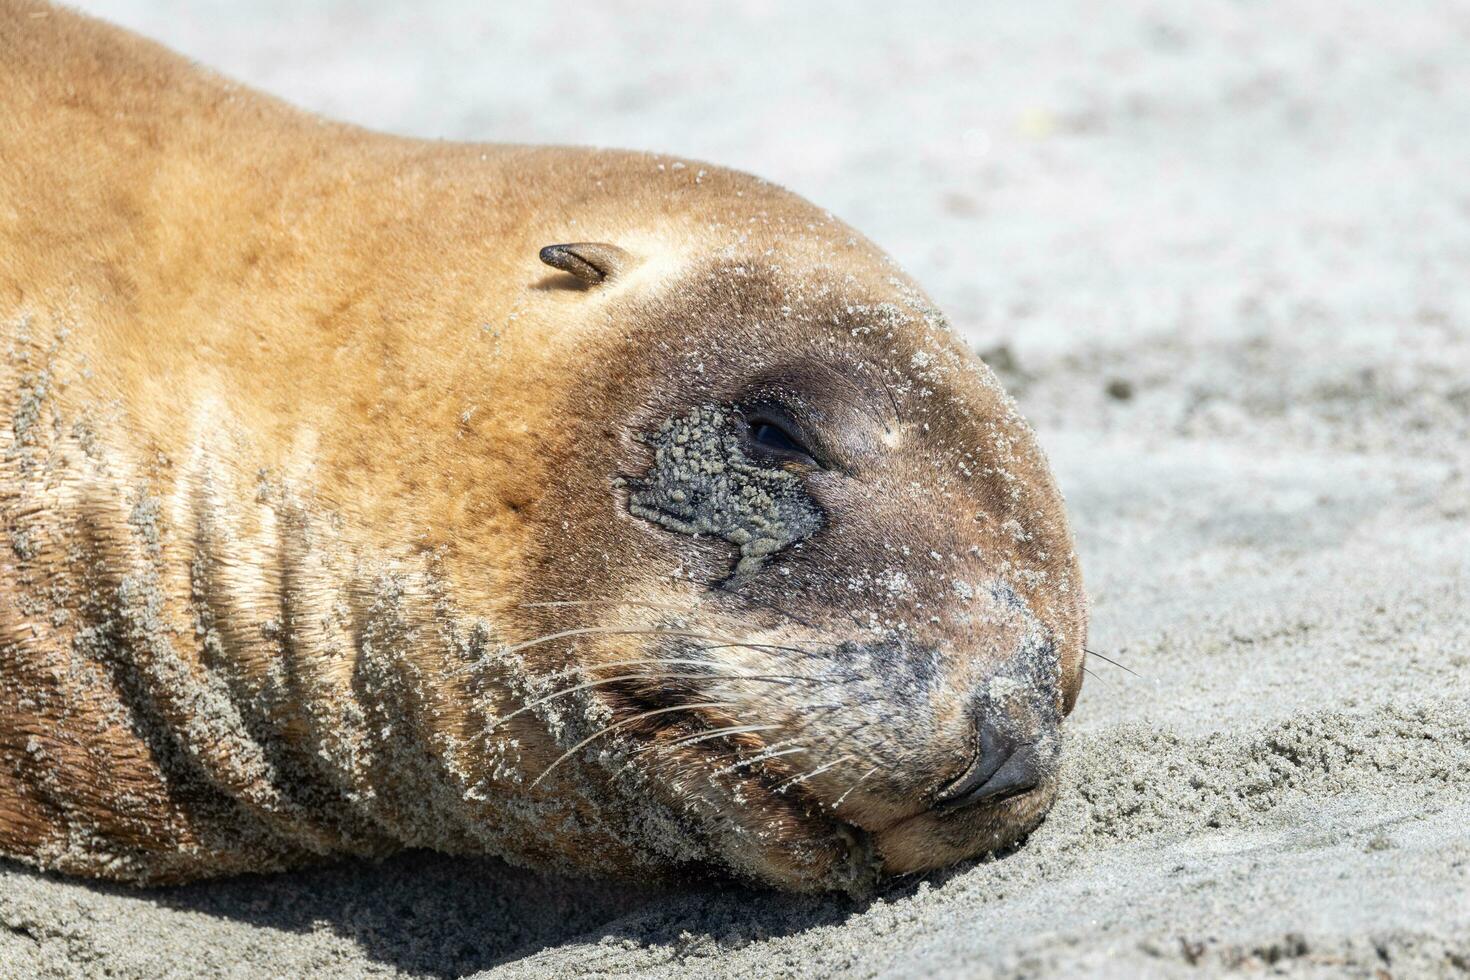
[496,166,1086,892]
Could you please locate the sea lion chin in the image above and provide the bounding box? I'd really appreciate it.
[0,0,1087,893]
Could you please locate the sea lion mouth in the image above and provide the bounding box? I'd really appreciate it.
[698,743,886,894]
[572,667,884,891]
[716,742,885,894]
[666,718,1054,891]
[869,776,1059,875]
[549,617,1068,890]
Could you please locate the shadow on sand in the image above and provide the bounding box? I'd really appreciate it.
[5,851,911,977]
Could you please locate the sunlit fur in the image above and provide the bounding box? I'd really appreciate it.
[0,0,1085,892]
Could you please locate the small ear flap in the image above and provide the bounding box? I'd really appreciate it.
[538,242,634,285]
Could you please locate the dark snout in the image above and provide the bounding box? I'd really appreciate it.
[929,645,1063,815]
[932,715,1054,811]
[862,652,1066,877]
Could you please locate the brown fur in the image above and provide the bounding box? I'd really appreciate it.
[0,0,1086,891]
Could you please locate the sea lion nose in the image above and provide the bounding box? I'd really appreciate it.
[931,717,1042,811]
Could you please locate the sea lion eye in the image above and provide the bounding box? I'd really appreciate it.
[743,411,818,466]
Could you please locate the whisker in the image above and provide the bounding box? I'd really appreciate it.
[450,626,832,679]
[711,744,808,777]
[878,371,904,427]
[637,723,781,756]
[525,595,832,644]
[445,628,739,679]
[775,755,854,794]
[832,765,879,809]
[710,581,817,629]
[690,641,830,664]
[531,657,791,683]
[519,598,705,616]
[662,699,845,787]
[447,637,639,680]
[488,671,813,730]
[701,697,846,781]
[503,626,720,655]
[456,654,672,683]
[753,706,884,806]
[529,700,737,788]
[1084,647,1139,678]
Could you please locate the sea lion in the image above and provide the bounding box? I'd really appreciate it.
[0,0,1087,893]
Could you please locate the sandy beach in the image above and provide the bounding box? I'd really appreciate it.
[2,1,1468,976]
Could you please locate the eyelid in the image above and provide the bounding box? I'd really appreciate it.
[739,405,823,468]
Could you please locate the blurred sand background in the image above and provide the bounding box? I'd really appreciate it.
[2,1,1468,976]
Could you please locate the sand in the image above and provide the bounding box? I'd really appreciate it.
[3,0,1468,976]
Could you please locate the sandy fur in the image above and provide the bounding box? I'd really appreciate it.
[0,0,1087,891]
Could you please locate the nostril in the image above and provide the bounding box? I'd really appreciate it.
[932,719,1042,812]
